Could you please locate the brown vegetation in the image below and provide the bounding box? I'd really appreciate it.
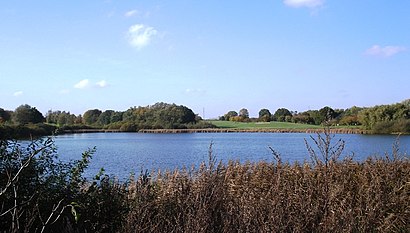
[120,146,409,232]
[1,133,409,232]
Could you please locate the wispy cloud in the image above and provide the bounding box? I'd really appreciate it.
[185,88,206,95]
[365,45,407,57]
[13,91,23,97]
[284,0,324,8]
[74,79,109,90]
[125,10,138,17]
[127,24,158,50]
[96,80,108,88]
[74,79,90,89]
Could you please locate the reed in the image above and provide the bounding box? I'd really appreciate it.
[121,138,409,232]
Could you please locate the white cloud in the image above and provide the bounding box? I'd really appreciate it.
[74,79,90,89]
[13,91,23,97]
[185,88,206,95]
[125,10,138,17]
[365,45,407,57]
[96,80,108,88]
[127,24,158,50]
[284,0,324,8]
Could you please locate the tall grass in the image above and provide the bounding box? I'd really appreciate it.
[121,151,409,232]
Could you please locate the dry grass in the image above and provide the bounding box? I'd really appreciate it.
[120,145,410,232]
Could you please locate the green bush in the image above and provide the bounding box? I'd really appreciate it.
[372,119,410,134]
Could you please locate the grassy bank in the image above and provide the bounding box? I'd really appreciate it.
[210,120,361,130]
[1,135,409,232]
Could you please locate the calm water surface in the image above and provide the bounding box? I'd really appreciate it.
[54,133,410,179]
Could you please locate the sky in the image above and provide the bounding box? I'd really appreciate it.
[0,0,409,118]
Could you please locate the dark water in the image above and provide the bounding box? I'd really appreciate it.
[54,132,410,179]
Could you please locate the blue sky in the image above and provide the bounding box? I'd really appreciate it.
[1,0,409,118]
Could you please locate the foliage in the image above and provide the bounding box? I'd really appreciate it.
[13,104,44,125]
[222,111,238,121]
[0,138,129,232]
[0,124,56,140]
[0,108,11,123]
[273,108,292,122]
[46,110,79,126]
[120,103,197,130]
[83,109,103,126]
[358,102,410,133]
[258,108,271,122]
[238,108,249,119]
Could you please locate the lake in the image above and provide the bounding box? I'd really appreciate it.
[54,132,410,179]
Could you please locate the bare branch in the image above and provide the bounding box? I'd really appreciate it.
[0,143,50,197]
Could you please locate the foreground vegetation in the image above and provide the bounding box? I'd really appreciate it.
[1,133,409,232]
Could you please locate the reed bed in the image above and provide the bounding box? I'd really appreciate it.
[120,151,409,232]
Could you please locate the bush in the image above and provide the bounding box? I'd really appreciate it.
[372,119,410,134]
[0,138,127,232]
[0,123,56,139]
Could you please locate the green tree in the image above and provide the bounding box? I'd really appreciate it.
[239,108,249,119]
[292,112,314,124]
[83,109,102,125]
[319,106,336,123]
[13,104,44,125]
[273,108,292,122]
[224,111,238,121]
[110,111,123,123]
[98,110,115,126]
[258,109,272,122]
[0,108,11,123]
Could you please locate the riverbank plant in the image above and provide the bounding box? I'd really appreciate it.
[1,133,409,232]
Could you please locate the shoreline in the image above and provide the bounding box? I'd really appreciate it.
[60,128,367,134]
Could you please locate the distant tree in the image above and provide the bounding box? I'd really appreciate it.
[401,99,410,107]
[110,111,123,123]
[338,106,362,126]
[318,106,336,124]
[292,112,314,124]
[46,110,60,124]
[273,108,292,122]
[258,109,271,122]
[358,102,410,130]
[13,104,44,125]
[74,114,83,124]
[224,111,238,121]
[305,110,322,125]
[46,110,77,126]
[98,110,115,125]
[239,108,249,119]
[57,112,68,125]
[0,108,11,123]
[83,109,102,125]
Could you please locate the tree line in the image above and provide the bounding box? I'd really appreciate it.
[220,99,410,133]
[1,99,409,138]
[0,102,213,139]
